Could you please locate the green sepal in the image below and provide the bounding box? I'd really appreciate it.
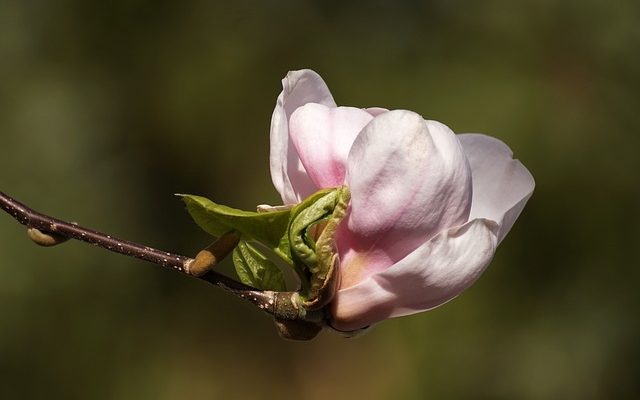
[232,241,286,291]
[288,190,339,270]
[178,194,290,250]
[306,186,350,308]
[272,188,335,285]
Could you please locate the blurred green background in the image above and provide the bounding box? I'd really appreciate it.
[1,1,639,399]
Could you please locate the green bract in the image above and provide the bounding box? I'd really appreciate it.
[178,187,350,301]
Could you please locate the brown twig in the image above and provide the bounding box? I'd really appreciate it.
[0,190,282,313]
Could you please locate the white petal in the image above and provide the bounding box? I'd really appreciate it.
[338,110,473,288]
[289,103,374,188]
[269,69,337,204]
[365,107,388,117]
[458,134,535,243]
[331,218,498,331]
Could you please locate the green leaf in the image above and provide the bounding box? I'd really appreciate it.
[232,241,286,291]
[309,186,350,300]
[288,190,339,269]
[178,194,291,249]
[179,188,341,292]
[274,188,335,263]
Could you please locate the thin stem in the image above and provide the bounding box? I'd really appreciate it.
[0,190,281,313]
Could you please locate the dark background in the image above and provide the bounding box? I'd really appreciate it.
[1,1,638,399]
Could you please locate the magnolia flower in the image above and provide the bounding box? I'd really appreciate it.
[270,69,534,332]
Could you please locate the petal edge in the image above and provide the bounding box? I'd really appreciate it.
[458,133,535,243]
[270,69,337,204]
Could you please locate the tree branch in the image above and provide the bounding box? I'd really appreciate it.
[0,190,281,314]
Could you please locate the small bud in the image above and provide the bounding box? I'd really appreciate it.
[27,227,69,247]
[186,231,239,276]
[326,323,370,339]
[273,318,322,341]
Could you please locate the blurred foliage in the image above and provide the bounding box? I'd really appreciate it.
[1,0,639,399]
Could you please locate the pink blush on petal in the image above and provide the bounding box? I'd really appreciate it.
[336,222,399,289]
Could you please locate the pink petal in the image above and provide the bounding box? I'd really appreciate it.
[338,110,473,288]
[458,134,535,243]
[289,103,374,188]
[331,218,498,331]
[270,69,337,204]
